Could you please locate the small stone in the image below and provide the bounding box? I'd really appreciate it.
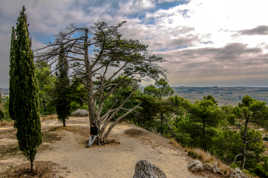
[188,160,204,172]
[133,160,166,178]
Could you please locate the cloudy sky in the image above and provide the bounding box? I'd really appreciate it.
[1,0,268,87]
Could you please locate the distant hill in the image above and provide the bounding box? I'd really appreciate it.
[173,87,268,105]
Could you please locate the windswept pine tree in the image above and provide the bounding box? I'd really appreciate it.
[55,44,71,127]
[9,6,42,173]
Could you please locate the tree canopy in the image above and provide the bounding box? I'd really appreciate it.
[37,21,164,144]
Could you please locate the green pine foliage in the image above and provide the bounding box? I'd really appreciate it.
[55,44,71,127]
[188,96,223,150]
[9,6,42,172]
[127,89,267,176]
[69,78,88,111]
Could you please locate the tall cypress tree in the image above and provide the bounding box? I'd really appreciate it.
[0,92,3,120]
[9,6,42,172]
[9,26,16,120]
[55,44,71,127]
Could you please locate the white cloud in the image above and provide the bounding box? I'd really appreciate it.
[1,0,268,87]
[118,0,156,15]
[145,0,268,49]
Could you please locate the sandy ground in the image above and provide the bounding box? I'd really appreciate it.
[0,117,204,178]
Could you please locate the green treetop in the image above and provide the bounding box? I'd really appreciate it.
[55,44,71,127]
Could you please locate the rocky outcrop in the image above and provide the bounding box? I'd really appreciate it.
[187,160,204,172]
[230,168,247,178]
[133,160,166,178]
[188,159,248,178]
[71,109,89,116]
[203,162,221,174]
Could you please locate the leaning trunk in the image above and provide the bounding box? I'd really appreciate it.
[101,105,140,142]
[83,28,94,133]
[83,28,98,146]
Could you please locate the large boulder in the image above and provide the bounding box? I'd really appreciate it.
[71,109,89,117]
[187,160,204,172]
[133,160,166,178]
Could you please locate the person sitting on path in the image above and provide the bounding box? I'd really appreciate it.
[87,124,99,147]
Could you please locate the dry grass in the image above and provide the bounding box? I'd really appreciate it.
[0,120,13,127]
[168,138,184,150]
[0,161,62,178]
[124,128,148,137]
[187,148,215,163]
[186,148,232,176]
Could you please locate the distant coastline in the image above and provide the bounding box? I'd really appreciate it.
[172,86,268,105]
[2,86,268,105]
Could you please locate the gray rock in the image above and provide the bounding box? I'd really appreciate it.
[188,160,204,172]
[230,168,247,178]
[133,160,167,178]
[203,162,223,175]
[203,163,213,172]
[71,109,89,116]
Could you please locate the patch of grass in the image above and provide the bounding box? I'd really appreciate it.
[186,148,231,176]
[124,128,147,137]
[0,161,63,178]
[186,148,214,163]
[188,150,203,160]
[168,138,184,150]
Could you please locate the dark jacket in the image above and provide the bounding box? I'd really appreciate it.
[91,126,99,135]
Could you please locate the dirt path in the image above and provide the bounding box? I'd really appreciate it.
[0,117,203,178]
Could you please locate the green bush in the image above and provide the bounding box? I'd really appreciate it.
[253,164,268,177]
[227,114,236,125]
